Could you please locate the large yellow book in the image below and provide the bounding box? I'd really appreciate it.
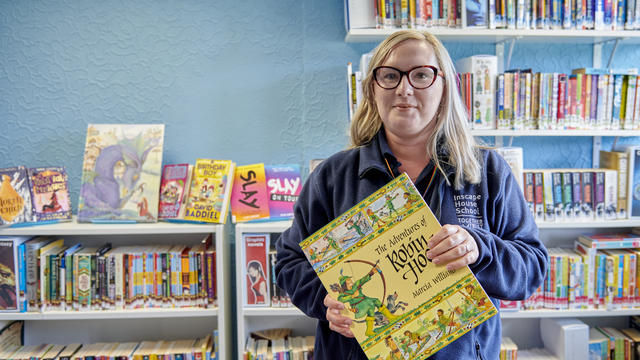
[300,173,497,359]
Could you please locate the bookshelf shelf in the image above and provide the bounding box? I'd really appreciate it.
[242,307,304,316]
[345,28,640,44]
[0,216,218,236]
[0,308,218,321]
[500,309,640,318]
[536,220,640,229]
[470,129,640,137]
[0,222,231,360]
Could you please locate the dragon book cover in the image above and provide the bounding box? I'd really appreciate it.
[300,173,497,359]
[77,124,165,223]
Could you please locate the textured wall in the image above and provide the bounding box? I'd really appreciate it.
[1,1,640,207]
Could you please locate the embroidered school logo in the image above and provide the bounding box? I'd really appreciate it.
[453,194,483,229]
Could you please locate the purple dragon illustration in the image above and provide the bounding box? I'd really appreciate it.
[79,132,160,221]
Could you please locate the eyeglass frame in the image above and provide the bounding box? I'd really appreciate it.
[372,65,444,90]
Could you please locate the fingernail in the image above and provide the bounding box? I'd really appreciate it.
[426,251,432,259]
[432,257,440,264]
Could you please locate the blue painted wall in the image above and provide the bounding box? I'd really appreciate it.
[1,1,639,203]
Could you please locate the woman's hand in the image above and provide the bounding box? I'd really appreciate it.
[324,294,354,338]
[427,224,478,270]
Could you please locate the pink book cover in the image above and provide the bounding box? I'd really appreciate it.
[265,164,301,220]
[243,234,269,307]
[230,164,270,223]
[158,164,191,219]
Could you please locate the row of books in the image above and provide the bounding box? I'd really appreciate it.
[499,232,640,311]
[521,167,624,223]
[0,235,217,312]
[457,56,640,130]
[348,0,640,30]
[244,336,314,360]
[242,233,291,308]
[0,332,218,360]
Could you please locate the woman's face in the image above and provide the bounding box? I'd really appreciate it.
[374,40,444,144]
[248,266,258,277]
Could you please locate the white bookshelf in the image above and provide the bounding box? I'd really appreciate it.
[345,28,640,43]
[235,221,317,358]
[0,219,231,360]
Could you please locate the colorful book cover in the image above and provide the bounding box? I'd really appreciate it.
[300,173,497,359]
[183,159,235,224]
[77,124,165,223]
[0,166,34,226]
[230,164,270,223]
[265,164,301,220]
[0,237,30,311]
[27,167,72,222]
[628,146,640,218]
[158,164,192,220]
[242,234,269,307]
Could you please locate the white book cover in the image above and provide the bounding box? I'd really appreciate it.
[455,55,498,129]
[540,318,589,360]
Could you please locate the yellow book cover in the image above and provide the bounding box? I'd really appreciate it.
[299,173,497,359]
[183,159,235,224]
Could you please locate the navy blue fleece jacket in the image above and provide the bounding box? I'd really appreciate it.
[275,130,548,359]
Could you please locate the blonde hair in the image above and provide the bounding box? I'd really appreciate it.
[349,30,481,189]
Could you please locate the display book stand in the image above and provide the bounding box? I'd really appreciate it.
[0,218,231,360]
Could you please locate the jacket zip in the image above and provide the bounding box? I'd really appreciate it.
[475,341,485,360]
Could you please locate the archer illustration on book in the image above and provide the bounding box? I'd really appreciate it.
[329,262,404,338]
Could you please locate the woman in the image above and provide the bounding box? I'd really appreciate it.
[275,30,548,359]
[246,260,268,304]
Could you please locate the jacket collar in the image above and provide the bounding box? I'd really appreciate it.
[357,128,456,180]
[358,129,395,180]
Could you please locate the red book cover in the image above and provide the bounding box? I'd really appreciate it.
[533,172,544,221]
[557,74,567,125]
[243,234,269,307]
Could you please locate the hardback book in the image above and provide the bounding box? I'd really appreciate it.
[300,173,497,359]
[183,159,235,224]
[242,233,269,307]
[77,124,165,223]
[589,327,609,360]
[0,237,31,311]
[0,166,34,226]
[265,164,301,220]
[455,55,498,129]
[27,166,72,222]
[158,164,193,220]
[230,163,270,223]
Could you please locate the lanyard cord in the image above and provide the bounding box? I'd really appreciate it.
[384,157,437,199]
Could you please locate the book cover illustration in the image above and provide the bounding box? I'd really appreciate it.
[230,164,270,223]
[183,159,235,224]
[27,167,72,222]
[77,124,165,223]
[0,239,18,311]
[300,173,497,359]
[158,164,192,220]
[0,166,33,226]
[265,164,301,220]
[243,234,269,307]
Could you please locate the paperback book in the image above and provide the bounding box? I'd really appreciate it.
[77,124,165,223]
[230,164,270,223]
[183,159,235,224]
[27,167,72,222]
[158,164,193,220]
[300,173,497,359]
[0,167,34,226]
[265,164,301,220]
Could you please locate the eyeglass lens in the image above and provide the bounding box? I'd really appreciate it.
[375,66,436,89]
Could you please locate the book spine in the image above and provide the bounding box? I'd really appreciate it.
[572,171,583,220]
[543,171,555,221]
[552,172,564,221]
[594,171,606,220]
[561,172,573,220]
[533,172,545,221]
[18,243,26,312]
